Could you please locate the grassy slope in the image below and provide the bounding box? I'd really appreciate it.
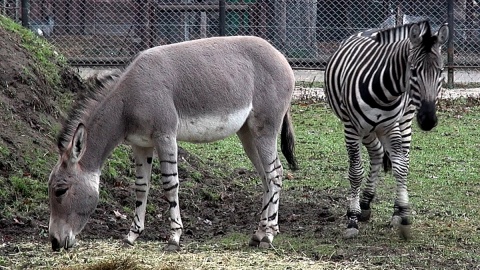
[5,99,479,269]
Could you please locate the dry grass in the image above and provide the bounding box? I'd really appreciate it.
[5,239,366,270]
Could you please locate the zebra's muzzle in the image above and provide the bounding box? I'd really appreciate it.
[416,101,438,131]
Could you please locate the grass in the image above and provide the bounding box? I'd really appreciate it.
[4,99,479,269]
[177,100,480,268]
[0,15,67,88]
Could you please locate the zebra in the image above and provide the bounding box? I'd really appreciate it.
[324,21,449,239]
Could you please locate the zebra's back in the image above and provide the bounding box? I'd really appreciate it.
[325,32,410,134]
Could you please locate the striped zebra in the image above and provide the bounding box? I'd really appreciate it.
[324,21,449,239]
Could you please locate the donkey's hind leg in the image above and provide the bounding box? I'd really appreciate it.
[239,126,283,248]
[125,146,154,245]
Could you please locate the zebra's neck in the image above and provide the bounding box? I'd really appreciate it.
[378,40,411,99]
[373,21,431,44]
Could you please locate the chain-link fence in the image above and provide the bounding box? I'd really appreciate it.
[2,0,480,87]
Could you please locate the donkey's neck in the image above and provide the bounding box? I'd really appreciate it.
[80,96,126,172]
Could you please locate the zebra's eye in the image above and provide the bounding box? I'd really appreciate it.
[411,68,418,77]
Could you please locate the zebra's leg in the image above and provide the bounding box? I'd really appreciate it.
[124,146,154,245]
[381,127,411,240]
[344,128,365,239]
[247,134,283,248]
[359,133,384,222]
[155,136,183,251]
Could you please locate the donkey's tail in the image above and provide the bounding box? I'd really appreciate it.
[281,108,299,170]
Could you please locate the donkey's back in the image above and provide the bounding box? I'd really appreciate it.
[116,36,295,144]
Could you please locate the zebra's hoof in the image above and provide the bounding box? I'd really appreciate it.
[399,224,411,240]
[359,209,371,222]
[390,215,402,228]
[344,228,359,239]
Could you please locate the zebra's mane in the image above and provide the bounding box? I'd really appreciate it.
[57,71,121,153]
[366,20,432,44]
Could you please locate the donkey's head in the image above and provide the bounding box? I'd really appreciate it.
[48,124,99,251]
[408,22,449,131]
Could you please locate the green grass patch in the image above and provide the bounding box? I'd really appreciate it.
[0,15,67,88]
[174,100,480,268]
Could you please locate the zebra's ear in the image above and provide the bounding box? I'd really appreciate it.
[436,24,449,45]
[409,23,422,46]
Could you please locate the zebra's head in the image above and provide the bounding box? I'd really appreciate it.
[408,22,449,131]
[48,124,100,251]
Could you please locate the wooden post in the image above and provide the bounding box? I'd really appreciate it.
[21,0,28,27]
[219,0,226,36]
[200,11,207,38]
[447,0,454,88]
[275,0,286,51]
[135,0,147,50]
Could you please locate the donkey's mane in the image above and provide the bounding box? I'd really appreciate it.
[57,71,121,152]
[362,20,432,44]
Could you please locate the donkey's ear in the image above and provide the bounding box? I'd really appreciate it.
[436,24,449,45]
[409,23,422,46]
[69,123,87,163]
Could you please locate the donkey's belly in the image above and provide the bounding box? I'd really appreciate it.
[177,105,252,143]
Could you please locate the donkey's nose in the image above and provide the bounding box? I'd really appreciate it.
[51,236,61,252]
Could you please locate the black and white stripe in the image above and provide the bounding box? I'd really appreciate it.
[324,20,449,238]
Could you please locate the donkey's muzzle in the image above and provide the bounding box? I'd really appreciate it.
[51,236,61,252]
[50,235,76,251]
[417,101,438,131]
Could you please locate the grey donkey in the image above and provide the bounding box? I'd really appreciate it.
[48,36,298,251]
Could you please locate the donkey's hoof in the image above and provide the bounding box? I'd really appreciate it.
[359,209,371,222]
[248,238,260,247]
[344,228,359,239]
[258,236,273,249]
[164,243,181,252]
[399,224,411,240]
[259,241,273,249]
[122,238,134,247]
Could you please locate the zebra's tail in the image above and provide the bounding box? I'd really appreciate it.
[383,151,392,172]
[281,108,299,171]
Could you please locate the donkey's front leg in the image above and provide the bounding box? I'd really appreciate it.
[157,137,183,251]
[125,146,154,245]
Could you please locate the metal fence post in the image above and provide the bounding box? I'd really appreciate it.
[21,0,28,27]
[219,0,226,36]
[447,0,454,89]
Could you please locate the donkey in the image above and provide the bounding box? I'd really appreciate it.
[48,36,298,251]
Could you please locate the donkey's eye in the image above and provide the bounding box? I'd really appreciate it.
[55,188,68,197]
